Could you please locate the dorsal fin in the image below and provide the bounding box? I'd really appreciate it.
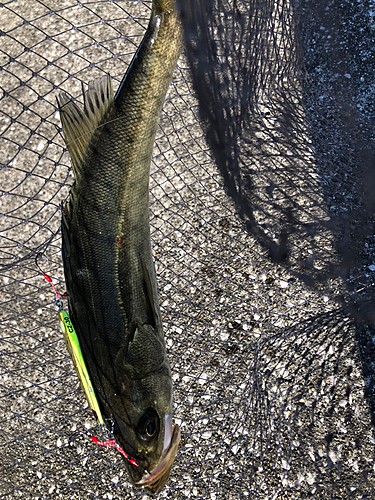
[56,74,114,178]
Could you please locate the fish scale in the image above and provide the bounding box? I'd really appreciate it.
[57,0,182,493]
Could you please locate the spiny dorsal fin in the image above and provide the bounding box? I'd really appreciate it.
[57,74,114,177]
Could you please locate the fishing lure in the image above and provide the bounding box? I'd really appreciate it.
[58,309,105,428]
[36,256,145,471]
[35,257,104,426]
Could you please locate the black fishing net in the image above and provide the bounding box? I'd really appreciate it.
[1,0,375,498]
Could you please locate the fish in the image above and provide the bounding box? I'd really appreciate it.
[56,0,182,493]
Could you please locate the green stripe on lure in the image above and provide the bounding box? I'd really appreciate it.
[58,309,104,428]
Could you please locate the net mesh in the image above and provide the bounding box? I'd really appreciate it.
[1,0,375,498]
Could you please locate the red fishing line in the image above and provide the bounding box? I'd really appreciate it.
[42,273,67,298]
[90,436,146,471]
[36,254,67,304]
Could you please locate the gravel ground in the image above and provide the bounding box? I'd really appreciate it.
[1,1,375,499]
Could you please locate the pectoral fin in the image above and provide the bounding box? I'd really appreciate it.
[123,323,168,377]
[140,257,161,329]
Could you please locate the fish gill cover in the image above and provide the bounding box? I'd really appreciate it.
[1,0,375,498]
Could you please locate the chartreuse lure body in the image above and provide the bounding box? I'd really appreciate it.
[58,309,104,427]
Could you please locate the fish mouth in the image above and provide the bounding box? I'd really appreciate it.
[135,423,181,494]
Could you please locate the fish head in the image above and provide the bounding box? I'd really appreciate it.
[109,324,180,493]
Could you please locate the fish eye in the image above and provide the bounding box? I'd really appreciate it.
[145,419,156,437]
[138,410,159,441]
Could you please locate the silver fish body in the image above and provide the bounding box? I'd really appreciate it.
[57,0,182,492]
